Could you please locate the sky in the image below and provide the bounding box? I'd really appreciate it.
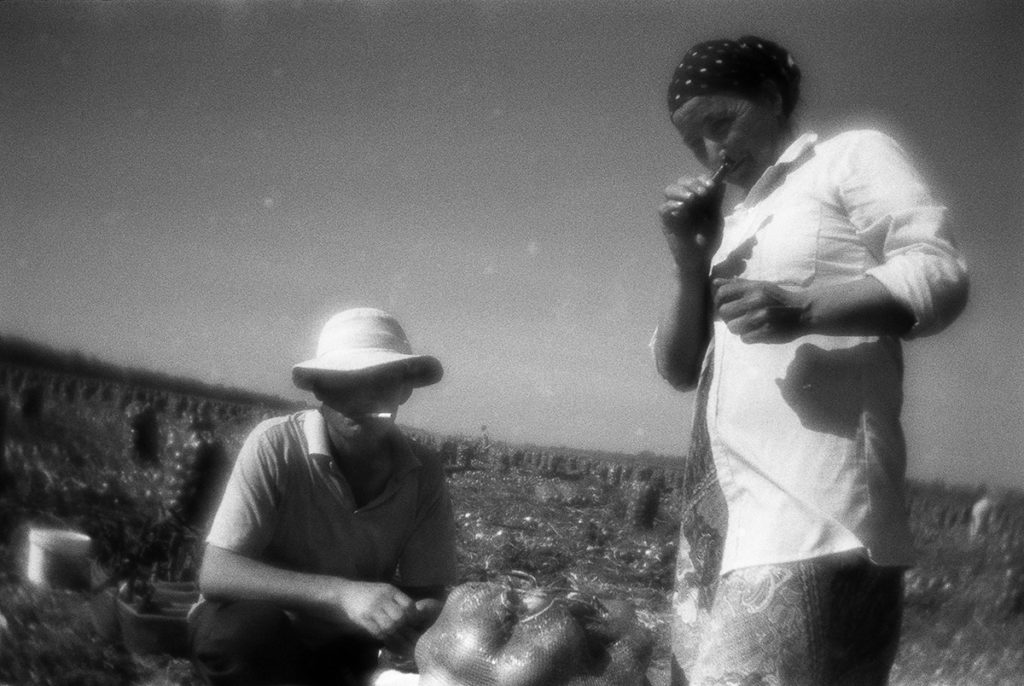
[2,0,1022,488]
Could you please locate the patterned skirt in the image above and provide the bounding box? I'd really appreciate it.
[670,352,904,686]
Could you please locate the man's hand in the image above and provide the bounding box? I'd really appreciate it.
[325,581,443,656]
[409,597,444,629]
[712,278,809,343]
[198,546,447,658]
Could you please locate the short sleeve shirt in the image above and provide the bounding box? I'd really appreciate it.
[206,409,457,588]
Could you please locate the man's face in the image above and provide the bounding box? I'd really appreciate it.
[314,366,413,448]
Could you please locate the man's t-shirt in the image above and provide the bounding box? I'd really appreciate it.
[204,409,457,634]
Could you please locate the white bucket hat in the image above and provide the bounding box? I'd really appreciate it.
[292,308,443,391]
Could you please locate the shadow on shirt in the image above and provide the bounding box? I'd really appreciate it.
[710,234,758,282]
[775,342,879,439]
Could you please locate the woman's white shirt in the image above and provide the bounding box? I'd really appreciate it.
[704,129,968,573]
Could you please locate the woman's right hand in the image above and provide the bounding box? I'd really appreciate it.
[658,174,725,265]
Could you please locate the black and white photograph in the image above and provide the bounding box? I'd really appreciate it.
[2,1,1022,684]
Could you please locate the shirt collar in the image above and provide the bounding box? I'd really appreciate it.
[776,132,817,165]
[739,132,818,207]
[303,408,333,456]
[301,408,421,476]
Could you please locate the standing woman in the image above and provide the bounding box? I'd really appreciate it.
[653,36,968,685]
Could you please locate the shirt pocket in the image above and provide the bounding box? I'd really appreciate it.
[748,202,821,286]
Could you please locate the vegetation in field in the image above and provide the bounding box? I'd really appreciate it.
[2,342,1023,685]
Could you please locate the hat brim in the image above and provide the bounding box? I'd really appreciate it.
[292,349,443,391]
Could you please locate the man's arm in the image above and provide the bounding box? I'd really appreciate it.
[199,544,432,654]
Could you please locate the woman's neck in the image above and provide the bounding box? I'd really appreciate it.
[736,126,796,194]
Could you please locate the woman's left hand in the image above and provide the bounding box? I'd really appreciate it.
[712,278,810,343]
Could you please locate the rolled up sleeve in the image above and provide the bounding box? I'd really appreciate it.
[839,130,969,337]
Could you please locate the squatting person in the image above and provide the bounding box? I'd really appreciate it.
[652,36,969,685]
[188,307,457,686]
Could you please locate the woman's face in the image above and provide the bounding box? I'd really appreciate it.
[672,91,788,190]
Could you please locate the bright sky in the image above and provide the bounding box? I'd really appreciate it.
[2,1,1022,488]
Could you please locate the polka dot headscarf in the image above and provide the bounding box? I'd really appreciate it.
[667,35,801,118]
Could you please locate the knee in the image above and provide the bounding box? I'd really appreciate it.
[189,600,299,685]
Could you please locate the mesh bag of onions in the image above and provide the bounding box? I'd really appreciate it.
[414,579,654,686]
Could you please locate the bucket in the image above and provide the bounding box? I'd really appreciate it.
[26,527,93,590]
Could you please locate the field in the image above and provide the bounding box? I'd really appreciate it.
[2,347,1024,685]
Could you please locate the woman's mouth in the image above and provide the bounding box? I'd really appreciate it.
[723,151,746,170]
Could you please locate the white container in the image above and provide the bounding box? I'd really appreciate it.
[371,670,420,686]
[26,527,93,590]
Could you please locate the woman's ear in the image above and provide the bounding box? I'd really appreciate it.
[671,105,708,165]
[760,81,785,117]
[684,140,709,166]
[398,383,414,406]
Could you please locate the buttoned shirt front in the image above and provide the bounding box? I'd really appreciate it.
[696,130,968,573]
